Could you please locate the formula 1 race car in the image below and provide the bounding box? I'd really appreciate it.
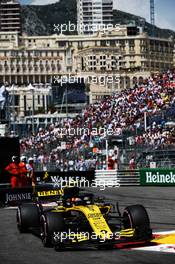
[16,187,152,249]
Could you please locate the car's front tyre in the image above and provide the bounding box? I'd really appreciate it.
[123,204,152,240]
[17,203,40,233]
[40,212,65,248]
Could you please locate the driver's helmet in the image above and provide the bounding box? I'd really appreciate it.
[65,198,71,207]
[83,196,91,205]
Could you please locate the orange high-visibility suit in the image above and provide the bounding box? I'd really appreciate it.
[5,162,21,188]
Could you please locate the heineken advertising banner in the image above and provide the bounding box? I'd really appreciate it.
[140,168,175,186]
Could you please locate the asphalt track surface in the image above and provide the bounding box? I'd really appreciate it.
[0,187,175,264]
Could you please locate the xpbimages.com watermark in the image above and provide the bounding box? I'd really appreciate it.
[53,22,120,34]
[53,74,120,87]
[53,229,121,243]
[51,176,120,190]
[54,126,120,139]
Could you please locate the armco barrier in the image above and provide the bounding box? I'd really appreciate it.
[95,170,118,187]
[117,170,140,186]
[95,170,140,186]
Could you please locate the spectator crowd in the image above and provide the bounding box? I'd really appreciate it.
[19,69,175,171]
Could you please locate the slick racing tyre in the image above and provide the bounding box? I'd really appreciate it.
[123,204,152,240]
[40,212,65,248]
[17,203,40,233]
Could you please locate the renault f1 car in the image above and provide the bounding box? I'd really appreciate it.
[16,187,152,249]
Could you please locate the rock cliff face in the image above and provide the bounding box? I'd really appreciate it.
[21,0,77,35]
[22,6,48,35]
[21,0,175,38]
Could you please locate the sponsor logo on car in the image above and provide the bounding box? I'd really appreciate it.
[37,189,64,197]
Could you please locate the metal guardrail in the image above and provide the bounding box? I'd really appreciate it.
[95,170,118,187]
[117,170,140,186]
[95,170,140,186]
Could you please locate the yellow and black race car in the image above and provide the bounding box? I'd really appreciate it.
[16,187,152,250]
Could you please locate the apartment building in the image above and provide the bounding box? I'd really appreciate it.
[0,0,21,34]
[77,0,113,34]
[0,25,174,102]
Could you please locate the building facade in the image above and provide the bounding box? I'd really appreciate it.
[6,83,52,119]
[77,0,113,35]
[0,0,21,34]
[0,25,174,102]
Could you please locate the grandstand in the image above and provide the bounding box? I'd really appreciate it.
[18,69,175,171]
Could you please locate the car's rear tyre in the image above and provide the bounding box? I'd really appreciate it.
[17,203,40,233]
[123,204,152,239]
[40,212,65,247]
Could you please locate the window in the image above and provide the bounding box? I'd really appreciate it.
[38,95,40,105]
[11,51,17,56]
[58,41,66,47]
[34,51,40,56]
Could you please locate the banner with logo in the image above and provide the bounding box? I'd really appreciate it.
[0,187,33,206]
[35,171,95,188]
[140,168,175,186]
